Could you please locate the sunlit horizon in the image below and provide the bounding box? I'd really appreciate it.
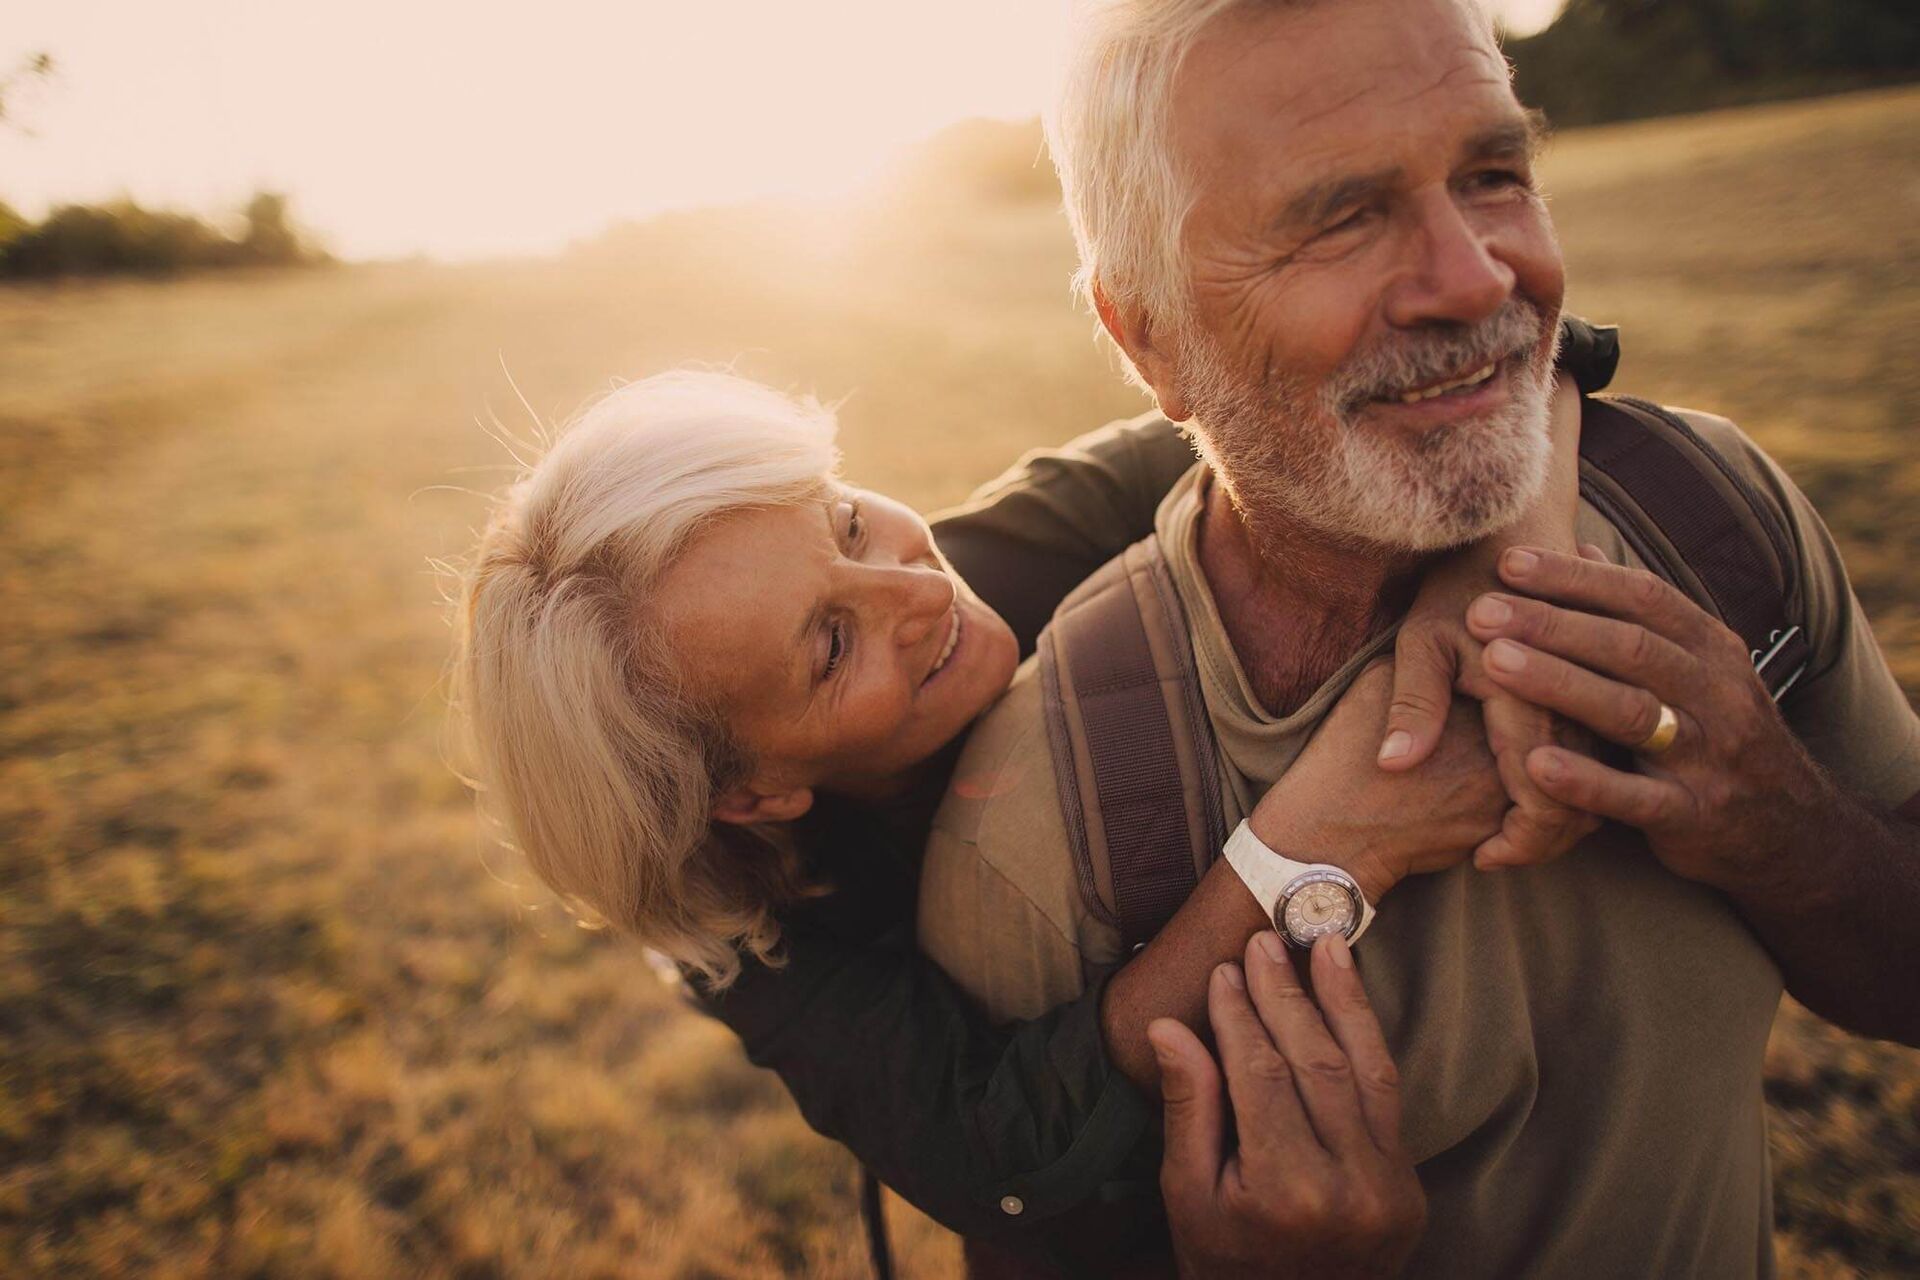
[2,0,1569,263]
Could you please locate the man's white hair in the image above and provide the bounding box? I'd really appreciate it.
[1046,0,1252,337]
[1046,0,1498,358]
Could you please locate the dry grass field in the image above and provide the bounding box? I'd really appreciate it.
[2,86,1917,1278]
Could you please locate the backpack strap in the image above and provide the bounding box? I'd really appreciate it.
[1578,395,1810,700]
[1038,538,1228,953]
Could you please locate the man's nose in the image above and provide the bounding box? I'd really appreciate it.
[1385,192,1516,329]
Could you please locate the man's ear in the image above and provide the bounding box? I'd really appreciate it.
[712,783,815,826]
[1093,279,1192,423]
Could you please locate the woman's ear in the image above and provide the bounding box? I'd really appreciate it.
[712,783,815,826]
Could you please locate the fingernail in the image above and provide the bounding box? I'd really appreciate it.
[1217,962,1245,990]
[1255,931,1286,964]
[1325,934,1354,969]
[1487,639,1527,673]
[1471,594,1513,627]
[1534,750,1565,780]
[1378,730,1412,762]
[1505,548,1539,577]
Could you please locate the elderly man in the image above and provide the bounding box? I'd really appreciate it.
[917,0,1920,1275]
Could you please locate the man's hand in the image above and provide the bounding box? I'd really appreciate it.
[1465,544,1826,889]
[1251,661,1508,903]
[1152,932,1425,1280]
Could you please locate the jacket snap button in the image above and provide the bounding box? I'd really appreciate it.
[1000,1195,1025,1216]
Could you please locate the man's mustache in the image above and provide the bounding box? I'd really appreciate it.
[1334,299,1548,412]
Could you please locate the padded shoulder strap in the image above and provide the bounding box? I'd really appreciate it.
[1038,538,1227,953]
[1579,395,1810,700]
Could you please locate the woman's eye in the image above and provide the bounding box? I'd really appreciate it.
[847,505,865,543]
[1318,207,1375,240]
[823,620,847,679]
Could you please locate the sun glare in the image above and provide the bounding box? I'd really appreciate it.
[3,0,1557,261]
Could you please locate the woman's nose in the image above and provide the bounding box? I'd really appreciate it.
[873,562,955,649]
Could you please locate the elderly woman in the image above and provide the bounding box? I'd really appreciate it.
[454,341,1602,1271]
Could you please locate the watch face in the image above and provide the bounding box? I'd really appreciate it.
[1278,871,1361,947]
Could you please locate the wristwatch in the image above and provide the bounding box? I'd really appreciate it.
[1222,819,1375,949]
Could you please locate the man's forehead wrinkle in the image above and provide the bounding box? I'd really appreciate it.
[1288,83,1376,134]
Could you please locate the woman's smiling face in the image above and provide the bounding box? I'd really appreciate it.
[657,484,1020,821]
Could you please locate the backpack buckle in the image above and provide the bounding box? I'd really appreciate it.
[1751,626,1807,703]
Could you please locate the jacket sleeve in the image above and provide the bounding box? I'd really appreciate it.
[690,922,1156,1242]
[932,412,1195,657]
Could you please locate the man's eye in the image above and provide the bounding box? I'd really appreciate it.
[823,620,847,679]
[847,504,865,543]
[1471,169,1528,193]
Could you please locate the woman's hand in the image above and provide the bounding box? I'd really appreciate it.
[1151,932,1425,1280]
[1375,375,1598,868]
[1249,662,1508,903]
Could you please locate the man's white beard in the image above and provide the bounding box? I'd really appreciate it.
[1176,299,1559,554]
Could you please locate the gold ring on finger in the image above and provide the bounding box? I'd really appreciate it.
[1636,702,1680,756]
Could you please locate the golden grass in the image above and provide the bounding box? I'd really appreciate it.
[1,86,1917,1277]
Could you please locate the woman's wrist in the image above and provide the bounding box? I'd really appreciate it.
[1246,808,1401,905]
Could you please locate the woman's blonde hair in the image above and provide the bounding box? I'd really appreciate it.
[453,370,840,989]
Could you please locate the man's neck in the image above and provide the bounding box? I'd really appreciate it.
[1197,478,1425,717]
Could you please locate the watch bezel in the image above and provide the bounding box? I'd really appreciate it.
[1274,868,1364,948]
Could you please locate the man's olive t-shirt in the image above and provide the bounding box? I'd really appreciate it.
[918,409,1920,1279]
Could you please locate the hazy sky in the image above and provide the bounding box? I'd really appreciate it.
[1,0,1568,261]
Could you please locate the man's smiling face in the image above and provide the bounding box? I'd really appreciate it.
[1148,0,1566,551]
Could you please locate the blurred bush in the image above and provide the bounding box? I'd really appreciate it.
[0,191,330,281]
[882,117,1060,209]
[1508,0,1920,125]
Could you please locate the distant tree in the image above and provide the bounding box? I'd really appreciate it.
[1,190,329,280]
[1507,0,1920,125]
[238,192,302,265]
[0,201,27,256]
[0,52,54,131]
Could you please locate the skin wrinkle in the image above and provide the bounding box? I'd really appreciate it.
[1279,118,1546,252]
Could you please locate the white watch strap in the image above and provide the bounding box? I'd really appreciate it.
[1222,819,1375,945]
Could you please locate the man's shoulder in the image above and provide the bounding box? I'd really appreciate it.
[1589,399,1807,570]
[1599,398,1920,806]
[1662,404,1784,500]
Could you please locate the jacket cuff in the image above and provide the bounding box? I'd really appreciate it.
[973,970,1157,1223]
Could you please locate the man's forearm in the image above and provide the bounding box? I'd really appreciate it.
[1727,787,1920,1045]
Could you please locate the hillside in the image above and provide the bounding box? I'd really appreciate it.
[1,86,1916,1278]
